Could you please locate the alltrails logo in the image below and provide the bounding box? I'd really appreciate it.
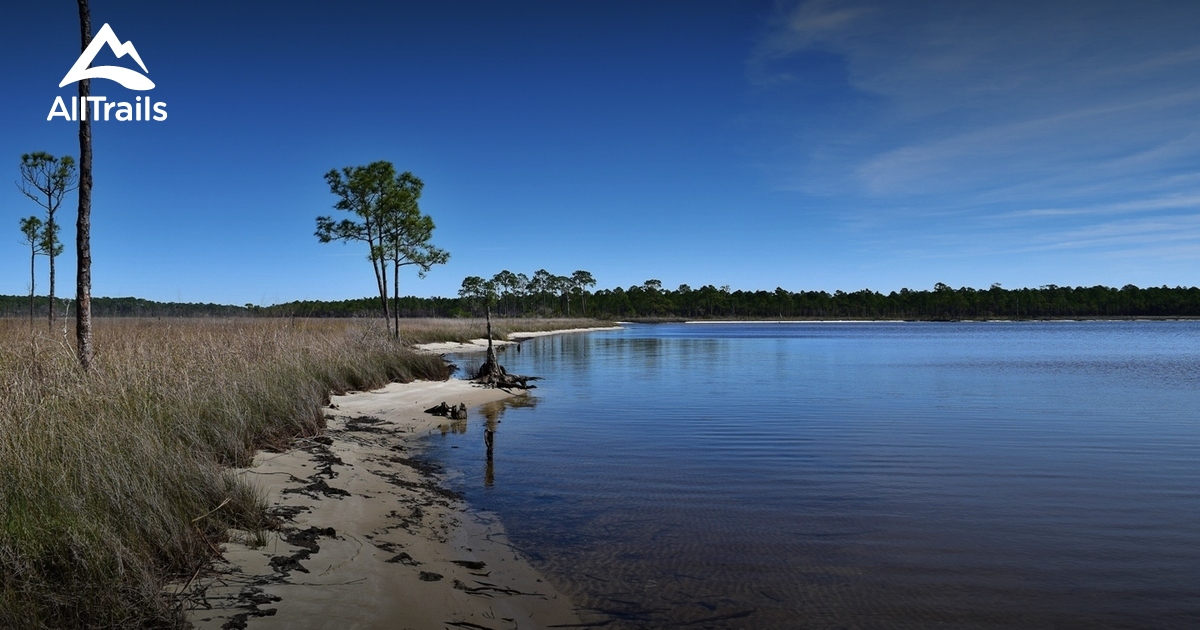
[47,23,167,122]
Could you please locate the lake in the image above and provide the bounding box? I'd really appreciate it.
[430,322,1200,628]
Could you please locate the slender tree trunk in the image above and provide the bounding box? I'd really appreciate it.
[485,302,496,369]
[75,0,94,370]
[392,259,400,341]
[369,255,390,332]
[29,247,35,329]
[364,219,390,335]
[48,215,55,330]
[378,253,390,336]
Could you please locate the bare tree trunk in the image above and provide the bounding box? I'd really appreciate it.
[75,0,93,370]
[363,221,390,336]
[48,224,55,330]
[485,302,497,369]
[378,253,390,336]
[392,259,400,341]
[370,255,390,333]
[28,247,35,329]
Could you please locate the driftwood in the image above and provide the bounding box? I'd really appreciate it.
[466,306,542,390]
[424,402,467,420]
[473,359,542,390]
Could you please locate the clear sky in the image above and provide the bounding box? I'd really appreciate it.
[2,0,1199,304]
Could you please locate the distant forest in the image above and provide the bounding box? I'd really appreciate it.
[4,282,1200,320]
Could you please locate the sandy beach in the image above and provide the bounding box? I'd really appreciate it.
[185,379,586,630]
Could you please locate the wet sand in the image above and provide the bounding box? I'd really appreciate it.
[186,380,585,629]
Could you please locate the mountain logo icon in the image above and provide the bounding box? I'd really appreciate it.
[59,23,154,91]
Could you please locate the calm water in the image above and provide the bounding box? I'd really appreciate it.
[428,322,1200,628]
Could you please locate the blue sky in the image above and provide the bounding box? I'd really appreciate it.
[2,1,1199,304]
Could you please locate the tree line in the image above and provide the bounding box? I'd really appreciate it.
[575,281,1200,320]
[462,269,597,317]
[7,282,1200,320]
[0,295,248,319]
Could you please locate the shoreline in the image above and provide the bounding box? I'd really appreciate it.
[186,379,585,629]
[676,317,1200,323]
[414,325,623,355]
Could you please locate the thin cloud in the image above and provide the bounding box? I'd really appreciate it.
[1000,195,1200,220]
[748,0,872,85]
[747,0,1200,276]
[753,0,1200,197]
[1020,214,1200,253]
[856,87,1200,196]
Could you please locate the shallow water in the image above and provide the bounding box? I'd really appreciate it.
[429,322,1200,628]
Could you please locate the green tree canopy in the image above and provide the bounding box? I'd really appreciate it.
[317,161,447,340]
[18,151,77,329]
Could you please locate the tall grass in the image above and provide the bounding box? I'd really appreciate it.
[0,318,449,628]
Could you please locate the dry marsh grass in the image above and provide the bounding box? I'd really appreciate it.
[0,317,450,628]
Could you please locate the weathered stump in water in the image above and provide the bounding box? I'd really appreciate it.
[474,362,542,390]
[424,402,468,419]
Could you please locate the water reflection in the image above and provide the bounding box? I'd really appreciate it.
[471,396,540,489]
[439,418,468,435]
[483,443,494,487]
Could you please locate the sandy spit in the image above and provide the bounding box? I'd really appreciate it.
[415,326,623,355]
[507,326,623,340]
[185,380,586,630]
